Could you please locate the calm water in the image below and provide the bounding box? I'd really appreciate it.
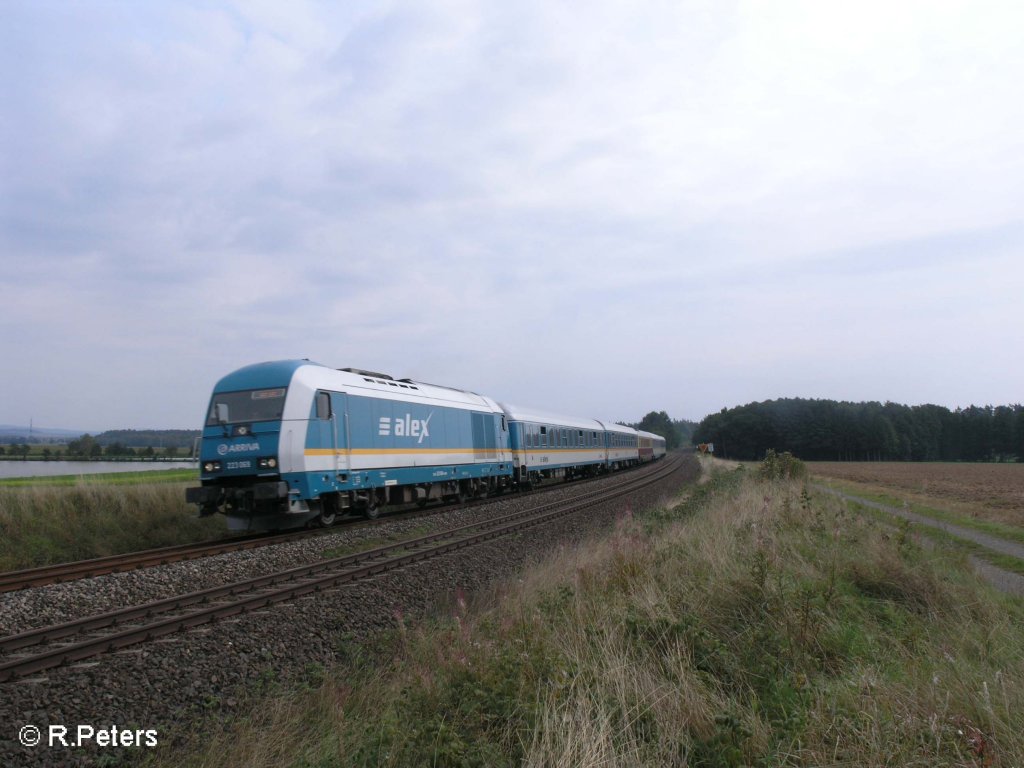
[0,460,197,479]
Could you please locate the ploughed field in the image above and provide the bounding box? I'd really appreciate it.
[809,461,1024,527]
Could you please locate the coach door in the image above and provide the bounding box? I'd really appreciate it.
[471,412,498,463]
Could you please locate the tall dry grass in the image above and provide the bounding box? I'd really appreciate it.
[0,481,226,570]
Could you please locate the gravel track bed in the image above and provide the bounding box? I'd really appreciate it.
[0,477,617,638]
[0,459,695,767]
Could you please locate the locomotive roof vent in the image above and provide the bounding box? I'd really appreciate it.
[339,367,394,380]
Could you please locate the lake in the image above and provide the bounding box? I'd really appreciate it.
[0,460,197,479]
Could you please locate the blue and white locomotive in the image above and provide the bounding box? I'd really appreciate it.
[186,360,666,530]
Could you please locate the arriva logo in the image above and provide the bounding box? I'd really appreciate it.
[217,442,261,455]
[378,413,432,444]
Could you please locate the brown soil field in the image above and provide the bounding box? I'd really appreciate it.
[810,462,1024,527]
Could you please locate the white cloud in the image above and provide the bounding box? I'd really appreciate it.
[2,0,1022,430]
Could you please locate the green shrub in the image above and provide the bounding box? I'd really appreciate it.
[759,449,807,481]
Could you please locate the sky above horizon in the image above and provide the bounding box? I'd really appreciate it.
[2,1,1022,432]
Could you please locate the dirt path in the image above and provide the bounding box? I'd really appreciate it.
[815,484,1024,596]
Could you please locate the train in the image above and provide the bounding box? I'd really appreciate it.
[185,360,667,530]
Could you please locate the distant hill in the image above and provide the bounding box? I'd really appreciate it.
[0,427,200,448]
[94,430,201,449]
[0,425,85,441]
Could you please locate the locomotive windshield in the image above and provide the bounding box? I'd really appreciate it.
[206,388,286,425]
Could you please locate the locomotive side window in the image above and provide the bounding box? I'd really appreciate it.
[315,391,332,420]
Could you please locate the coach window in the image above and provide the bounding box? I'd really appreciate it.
[540,425,547,447]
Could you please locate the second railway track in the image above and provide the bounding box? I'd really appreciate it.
[0,456,682,683]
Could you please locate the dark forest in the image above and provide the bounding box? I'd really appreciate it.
[693,399,1024,462]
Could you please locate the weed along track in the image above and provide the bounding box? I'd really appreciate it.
[0,457,682,683]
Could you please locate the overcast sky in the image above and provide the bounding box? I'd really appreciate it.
[2,1,1022,432]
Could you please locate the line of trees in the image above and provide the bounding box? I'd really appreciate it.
[0,437,189,460]
[66,434,186,458]
[693,399,1024,462]
[630,411,698,450]
[0,444,32,458]
[93,430,200,449]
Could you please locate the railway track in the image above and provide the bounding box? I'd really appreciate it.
[0,462,659,593]
[0,456,681,683]
[0,531,308,593]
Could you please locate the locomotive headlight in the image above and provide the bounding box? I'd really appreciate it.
[203,461,223,473]
[257,456,278,470]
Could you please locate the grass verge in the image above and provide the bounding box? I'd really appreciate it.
[155,463,1024,767]
[813,477,1024,547]
[0,481,226,571]
[847,500,1024,578]
[0,468,197,488]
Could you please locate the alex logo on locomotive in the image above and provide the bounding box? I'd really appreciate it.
[377,412,433,443]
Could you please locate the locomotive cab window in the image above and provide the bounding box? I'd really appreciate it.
[207,388,286,425]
